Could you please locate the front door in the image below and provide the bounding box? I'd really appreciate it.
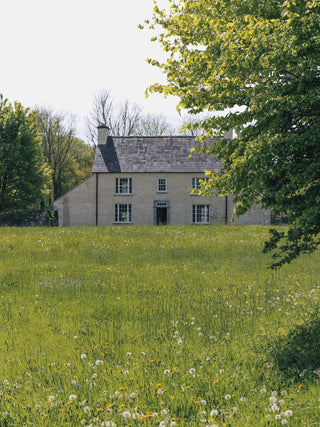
[154,201,170,225]
[156,207,168,225]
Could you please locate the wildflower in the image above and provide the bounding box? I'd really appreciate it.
[200,399,206,405]
[126,352,132,357]
[164,369,171,376]
[281,420,288,425]
[224,394,231,400]
[284,410,293,417]
[47,395,55,402]
[189,368,196,375]
[69,394,77,402]
[81,354,87,359]
[95,360,103,365]
[122,410,131,418]
[275,414,281,420]
[210,409,219,416]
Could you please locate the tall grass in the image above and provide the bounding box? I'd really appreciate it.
[0,225,319,426]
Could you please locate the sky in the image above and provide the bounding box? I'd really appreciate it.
[0,0,180,140]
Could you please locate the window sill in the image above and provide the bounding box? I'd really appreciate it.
[113,222,132,225]
[114,193,133,196]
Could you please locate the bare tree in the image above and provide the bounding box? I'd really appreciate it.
[112,100,142,136]
[86,89,114,145]
[35,107,77,203]
[178,114,209,136]
[139,113,174,136]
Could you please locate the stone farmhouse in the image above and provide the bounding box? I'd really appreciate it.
[54,125,271,226]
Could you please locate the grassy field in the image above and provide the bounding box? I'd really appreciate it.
[0,225,320,426]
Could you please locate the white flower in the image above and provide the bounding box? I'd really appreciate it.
[275,414,281,420]
[81,354,87,359]
[270,404,279,412]
[83,406,90,413]
[130,392,136,398]
[189,368,196,375]
[47,395,55,402]
[210,409,219,416]
[281,420,288,425]
[200,399,207,405]
[95,360,103,365]
[69,394,77,402]
[284,410,293,417]
[224,394,231,400]
[126,352,132,357]
[157,389,164,395]
[164,369,171,376]
[122,410,131,418]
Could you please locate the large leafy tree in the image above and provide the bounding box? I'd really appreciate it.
[143,0,320,267]
[0,95,50,214]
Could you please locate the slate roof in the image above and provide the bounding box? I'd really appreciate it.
[92,136,222,173]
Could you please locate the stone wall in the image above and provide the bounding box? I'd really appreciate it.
[0,208,57,227]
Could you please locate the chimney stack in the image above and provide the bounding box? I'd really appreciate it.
[97,124,110,144]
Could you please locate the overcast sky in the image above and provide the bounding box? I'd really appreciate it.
[0,0,180,140]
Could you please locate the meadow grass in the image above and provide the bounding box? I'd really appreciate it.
[0,225,320,426]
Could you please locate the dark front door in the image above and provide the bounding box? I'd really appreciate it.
[156,207,168,225]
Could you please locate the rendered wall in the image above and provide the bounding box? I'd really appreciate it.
[54,173,271,226]
[54,175,96,226]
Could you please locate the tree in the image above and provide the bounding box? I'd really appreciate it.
[139,112,174,136]
[35,107,80,203]
[0,95,50,214]
[86,90,143,143]
[143,0,320,267]
[86,89,175,143]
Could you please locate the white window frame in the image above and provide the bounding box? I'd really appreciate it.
[115,178,132,195]
[115,204,132,223]
[192,177,209,193]
[157,178,167,193]
[192,205,209,224]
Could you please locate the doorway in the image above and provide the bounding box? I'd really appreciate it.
[156,207,168,225]
[154,201,170,225]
